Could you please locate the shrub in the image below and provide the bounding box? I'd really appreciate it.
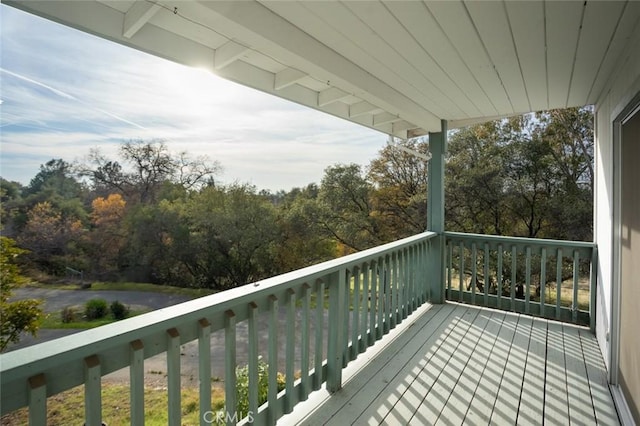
[110,300,129,320]
[216,358,286,423]
[84,298,108,320]
[61,306,76,323]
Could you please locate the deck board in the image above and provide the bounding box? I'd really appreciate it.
[516,316,547,425]
[544,321,570,425]
[489,314,532,424]
[282,302,619,426]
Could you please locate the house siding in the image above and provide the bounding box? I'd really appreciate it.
[594,20,640,374]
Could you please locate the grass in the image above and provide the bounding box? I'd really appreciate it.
[0,384,226,426]
[27,280,216,298]
[39,308,150,330]
[448,271,591,311]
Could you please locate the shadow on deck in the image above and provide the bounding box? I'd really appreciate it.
[283,302,619,425]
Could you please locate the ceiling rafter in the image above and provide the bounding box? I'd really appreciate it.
[274,67,307,91]
[318,87,350,107]
[123,1,161,38]
[350,101,379,118]
[214,40,249,70]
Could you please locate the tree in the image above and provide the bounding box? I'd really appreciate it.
[0,237,43,351]
[85,139,221,203]
[88,194,127,275]
[446,120,513,235]
[445,109,594,240]
[275,184,337,272]
[368,138,428,239]
[315,164,381,253]
[23,158,84,200]
[17,201,85,273]
[182,185,280,289]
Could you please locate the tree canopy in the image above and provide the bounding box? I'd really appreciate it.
[0,107,593,291]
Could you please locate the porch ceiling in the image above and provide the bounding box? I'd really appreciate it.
[6,0,640,138]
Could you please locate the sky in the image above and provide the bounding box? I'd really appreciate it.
[0,5,387,192]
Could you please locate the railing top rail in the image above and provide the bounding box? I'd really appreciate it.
[0,231,437,378]
[444,231,596,250]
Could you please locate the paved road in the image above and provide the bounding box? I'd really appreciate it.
[6,287,329,388]
[11,287,193,314]
[6,288,193,352]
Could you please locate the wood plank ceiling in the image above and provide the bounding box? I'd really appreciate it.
[6,0,640,138]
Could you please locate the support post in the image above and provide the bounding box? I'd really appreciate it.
[427,120,447,303]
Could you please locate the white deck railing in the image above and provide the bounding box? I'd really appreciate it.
[444,232,597,329]
[1,232,438,425]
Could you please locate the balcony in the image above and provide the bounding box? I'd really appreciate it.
[0,232,617,425]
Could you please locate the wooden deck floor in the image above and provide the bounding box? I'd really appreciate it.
[282,302,619,425]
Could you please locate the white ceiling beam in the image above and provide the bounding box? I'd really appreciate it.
[393,121,418,134]
[373,112,402,127]
[214,40,249,70]
[349,101,379,118]
[123,1,161,39]
[318,87,350,107]
[274,67,307,90]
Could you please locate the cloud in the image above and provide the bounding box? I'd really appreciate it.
[0,4,386,191]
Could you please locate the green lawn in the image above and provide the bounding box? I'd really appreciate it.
[0,384,226,426]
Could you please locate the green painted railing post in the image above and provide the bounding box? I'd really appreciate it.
[427,120,447,303]
[28,374,46,426]
[166,328,181,426]
[327,270,345,393]
[130,340,145,426]
[84,355,102,426]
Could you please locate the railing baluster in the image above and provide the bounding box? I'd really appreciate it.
[352,266,360,361]
[384,255,392,334]
[511,245,517,311]
[166,328,181,426]
[224,311,237,426]
[371,258,380,342]
[459,242,465,302]
[556,248,563,320]
[28,374,46,426]
[402,248,414,319]
[378,256,385,337]
[497,244,503,310]
[572,250,580,323]
[447,242,453,300]
[525,246,531,314]
[483,243,489,307]
[300,284,311,400]
[327,271,346,393]
[360,263,369,353]
[540,248,547,317]
[471,243,477,305]
[130,340,145,426]
[267,295,279,424]
[198,320,213,424]
[399,249,406,320]
[285,289,296,413]
[314,281,324,390]
[342,270,350,367]
[390,253,398,329]
[84,355,102,426]
[247,303,259,417]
